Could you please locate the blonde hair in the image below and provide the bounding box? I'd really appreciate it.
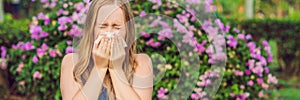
[73,0,137,99]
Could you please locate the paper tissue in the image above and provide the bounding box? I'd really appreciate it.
[100,32,127,47]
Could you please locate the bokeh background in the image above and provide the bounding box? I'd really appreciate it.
[0,0,299,100]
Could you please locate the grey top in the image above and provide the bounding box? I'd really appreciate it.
[98,85,108,100]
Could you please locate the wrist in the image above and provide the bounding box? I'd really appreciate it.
[94,66,108,73]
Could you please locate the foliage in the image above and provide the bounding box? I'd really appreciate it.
[0,0,278,99]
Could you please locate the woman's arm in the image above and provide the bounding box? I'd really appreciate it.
[60,53,108,100]
[109,54,153,100]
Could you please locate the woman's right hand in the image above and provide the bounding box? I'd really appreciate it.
[92,34,112,70]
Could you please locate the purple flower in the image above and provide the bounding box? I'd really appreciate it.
[157,87,167,99]
[267,55,273,62]
[150,16,161,27]
[49,49,56,57]
[75,2,85,12]
[37,48,46,58]
[139,11,147,17]
[247,80,254,86]
[240,85,245,89]
[41,43,48,51]
[246,34,252,40]
[30,25,42,40]
[1,46,6,58]
[140,31,150,38]
[150,0,162,9]
[233,70,244,76]
[40,31,49,38]
[22,42,35,51]
[213,35,226,46]
[227,35,238,48]
[237,34,245,40]
[264,67,269,74]
[158,28,173,41]
[146,38,161,47]
[186,0,201,5]
[267,74,278,84]
[245,69,251,75]
[256,78,264,85]
[234,28,240,33]
[67,40,72,45]
[195,41,207,55]
[174,19,188,33]
[37,13,46,19]
[33,56,39,63]
[69,25,82,36]
[191,93,199,99]
[258,91,264,98]
[65,46,74,54]
[58,16,73,31]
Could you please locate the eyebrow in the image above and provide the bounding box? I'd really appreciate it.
[99,23,122,26]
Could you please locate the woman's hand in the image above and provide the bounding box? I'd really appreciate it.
[109,34,126,70]
[92,34,112,70]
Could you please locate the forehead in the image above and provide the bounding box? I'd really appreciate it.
[97,4,125,24]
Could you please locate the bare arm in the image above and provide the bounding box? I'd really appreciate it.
[60,53,108,100]
[109,54,153,100]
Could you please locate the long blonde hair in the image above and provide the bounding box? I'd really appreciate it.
[73,0,137,99]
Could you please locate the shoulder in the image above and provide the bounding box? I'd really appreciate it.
[134,53,153,76]
[61,53,75,70]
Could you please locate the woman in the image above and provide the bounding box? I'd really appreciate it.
[60,0,153,100]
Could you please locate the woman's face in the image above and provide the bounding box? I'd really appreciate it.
[94,4,126,40]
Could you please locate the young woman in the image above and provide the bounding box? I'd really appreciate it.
[60,0,153,100]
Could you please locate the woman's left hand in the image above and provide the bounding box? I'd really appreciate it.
[109,34,126,70]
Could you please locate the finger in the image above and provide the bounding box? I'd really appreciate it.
[98,37,104,50]
[102,37,109,54]
[105,38,111,55]
[111,37,118,60]
[117,36,124,52]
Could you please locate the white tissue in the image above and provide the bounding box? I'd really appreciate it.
[99,32,127,47]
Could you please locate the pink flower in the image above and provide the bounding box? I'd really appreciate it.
[258,91,264,98]
[233,70,244,76]
[37,48,45,58]
[139,11,147,17]
[227,35,238,48]
[256,78,264,85]
[245,69,251,75]
[1,46,6,58]
[22,42,35,51]
[146,38,161,47]
[33,56,39,63]
[49,49,56,57]
[267,74,278,84]
[158,28,173,41]
[69,25,82,37]
[157,87,167,99]
[17,62,24,73]
[33,71,42,79]
[56,50,62,57]
[240,85,245,89]
[264,67,269,74]
[140,31,151,38]
[65,46,74,54]
[237,34,245,40]
[191,93,199,99]
[230,93,235,97]
[262,83,269,90]
[247,80,253,86]
[75,2,85,12]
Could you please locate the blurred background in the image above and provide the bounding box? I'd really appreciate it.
[0,0,299,99]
